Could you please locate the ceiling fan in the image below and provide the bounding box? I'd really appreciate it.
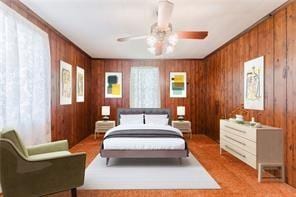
[117,0,208,56]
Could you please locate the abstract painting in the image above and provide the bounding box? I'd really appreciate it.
[76,66,84,102]
[105,72,122,98]
[244,56,264,110]
[60,60,72,105]
[170,72,186,98]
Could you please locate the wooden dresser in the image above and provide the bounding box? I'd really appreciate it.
[220,119,284,181]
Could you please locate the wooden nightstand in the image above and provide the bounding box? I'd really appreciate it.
[94,120,115,139]
[172,120,192,138]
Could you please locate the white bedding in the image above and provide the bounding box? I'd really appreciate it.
[103,124,185,150]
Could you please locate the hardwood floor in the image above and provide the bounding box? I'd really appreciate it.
[47,134,296,197]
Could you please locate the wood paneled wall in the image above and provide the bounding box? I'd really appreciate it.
[2,0,92,147]
[204,1,296,186]
[91,59,207,135]
[3,0,296,186]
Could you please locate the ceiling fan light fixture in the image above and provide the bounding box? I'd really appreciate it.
[168,33,178,46]
[165,45,174,54]
[146,35,157,46]
[147,47,156,55]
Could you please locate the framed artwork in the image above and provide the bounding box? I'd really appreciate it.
[60,60,72,105]
[76,66,85,102]
[105,72,122,98]
[244,56,264,110]
[170,72,187,98]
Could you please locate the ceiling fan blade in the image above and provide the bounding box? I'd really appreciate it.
[157,0,174,29]
[177,31,208,39]
[117,35,147,42]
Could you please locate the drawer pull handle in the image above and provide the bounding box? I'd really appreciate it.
[224,135,246,146]
[225,145,246,158]
[225,125,246,134]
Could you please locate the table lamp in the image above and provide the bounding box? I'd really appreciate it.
[101,106,110,120]
[177,106,185,121]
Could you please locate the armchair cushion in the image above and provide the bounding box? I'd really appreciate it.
[28,151,71,161]
[0,129,28,157]
[27,140,69,156]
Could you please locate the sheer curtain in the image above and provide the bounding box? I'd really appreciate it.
[0,2,51,145]
[130,67,160,108]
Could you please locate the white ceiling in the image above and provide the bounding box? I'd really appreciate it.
[20,0,287,59]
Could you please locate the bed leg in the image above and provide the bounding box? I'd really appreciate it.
[106,158,110,166]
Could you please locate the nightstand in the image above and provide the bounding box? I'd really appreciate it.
[172,120,192,139]
[94,120,115,139]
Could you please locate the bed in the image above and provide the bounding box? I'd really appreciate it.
[100,108,189,165]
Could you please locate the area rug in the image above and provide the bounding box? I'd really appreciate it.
[79,153,220,190]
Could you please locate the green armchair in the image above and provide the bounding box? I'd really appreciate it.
[0,129,86,197]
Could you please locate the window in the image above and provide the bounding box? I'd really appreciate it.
[0,2,51,145]
[130,67,160,108]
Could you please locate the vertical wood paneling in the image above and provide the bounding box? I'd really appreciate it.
[257,18,274,125]
[90,59,206,135]
[287,1,296,186]
[273,8,288,182]
[204,1,296,186]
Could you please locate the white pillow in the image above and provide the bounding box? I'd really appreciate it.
[120,114,144,125]
[145,114,169,125]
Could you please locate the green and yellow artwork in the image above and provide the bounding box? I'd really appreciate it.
[170,72,186,98]
[105,72,122,98]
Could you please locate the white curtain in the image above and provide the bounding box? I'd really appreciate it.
[130,67,160,108]
[0,2,51,145]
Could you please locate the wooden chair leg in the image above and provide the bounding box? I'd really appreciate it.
[71,188,77,197]
[106,158,110,166]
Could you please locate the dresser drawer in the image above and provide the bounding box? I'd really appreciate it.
[221,140,257,169]
[221,120,256,142]
[221,130,256,155]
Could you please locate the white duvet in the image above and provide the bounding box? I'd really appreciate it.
[103,124,185,150]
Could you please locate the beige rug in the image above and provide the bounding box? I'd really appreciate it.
[79,153,220,190]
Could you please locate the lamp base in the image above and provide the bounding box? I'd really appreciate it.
[102,116,109,121]
[177,116,184,121]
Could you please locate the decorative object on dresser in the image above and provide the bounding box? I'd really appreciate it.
[220,119,284,182]
[94,120,115,139]
[177,106,185,120]
[101,106,111,120]
[172,120,192,139]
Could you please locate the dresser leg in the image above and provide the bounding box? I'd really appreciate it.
[258,163,263,182]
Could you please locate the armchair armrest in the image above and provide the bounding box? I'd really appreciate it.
[27,140,69,156]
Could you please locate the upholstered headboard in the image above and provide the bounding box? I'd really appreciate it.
[117,108,171,125]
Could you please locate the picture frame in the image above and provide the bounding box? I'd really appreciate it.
[76,66,85,102]
[60,60,72,105]
[105,72,122,98]
[244,56,264,110]
[170,72,187,98]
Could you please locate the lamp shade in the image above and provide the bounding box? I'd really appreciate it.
[101,106,110,116]
[177,106,185,116]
